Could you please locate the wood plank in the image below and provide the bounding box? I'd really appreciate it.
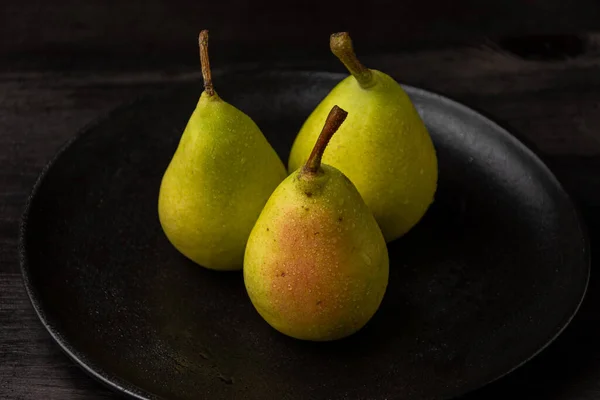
[2,0,600,54]
[3,0,600,70]
[0,274,114,399]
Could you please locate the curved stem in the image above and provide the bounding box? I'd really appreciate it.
[198,30,215,96]
[302,105,348,175]
[330,32,374,89]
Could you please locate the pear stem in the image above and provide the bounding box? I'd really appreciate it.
[330,32,374,89]
[302,105,348,175]
[199,30,215,96]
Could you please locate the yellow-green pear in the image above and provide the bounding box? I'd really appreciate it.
[158,30,287,271]
[244,105,389,341]
[288,32,438,242]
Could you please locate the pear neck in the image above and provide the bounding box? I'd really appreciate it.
[296,166,328,198]
[200,90,221,102]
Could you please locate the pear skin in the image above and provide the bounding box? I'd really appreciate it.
[158,31,287,271]
[288,32,438,243]
[244,106,389,341]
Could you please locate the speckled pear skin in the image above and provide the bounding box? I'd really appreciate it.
[288,70,438,243]
[158,92,287,271]
[243,165,389,341]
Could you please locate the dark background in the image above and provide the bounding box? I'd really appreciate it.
[3,0,600,71]
[2,0,600,398]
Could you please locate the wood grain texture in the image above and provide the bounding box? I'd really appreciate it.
[2,13,600,398]
[3,0,600,73]
[0,76,157,399]
[3,0,600,65]
[0,274,114,399]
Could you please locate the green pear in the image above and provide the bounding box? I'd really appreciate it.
[288,32,438,243]
[158,30,287,271]
[244,105,389,341]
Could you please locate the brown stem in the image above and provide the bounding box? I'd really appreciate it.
[198,30,215,96]
[330,32,374,89]
[302,105,348,175]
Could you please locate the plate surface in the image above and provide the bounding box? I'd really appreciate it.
[20,70,589,400]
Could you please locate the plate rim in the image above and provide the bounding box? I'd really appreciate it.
[18,68,591,400]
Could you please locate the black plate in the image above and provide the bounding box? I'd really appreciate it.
[20,70,590,400]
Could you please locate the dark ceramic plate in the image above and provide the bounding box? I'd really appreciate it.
[20,70,589,400]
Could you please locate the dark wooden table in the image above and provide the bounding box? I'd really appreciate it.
[2,1,600,398]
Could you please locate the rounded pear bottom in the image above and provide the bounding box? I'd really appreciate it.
[243,168,390,342]
[249,291,385,342]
